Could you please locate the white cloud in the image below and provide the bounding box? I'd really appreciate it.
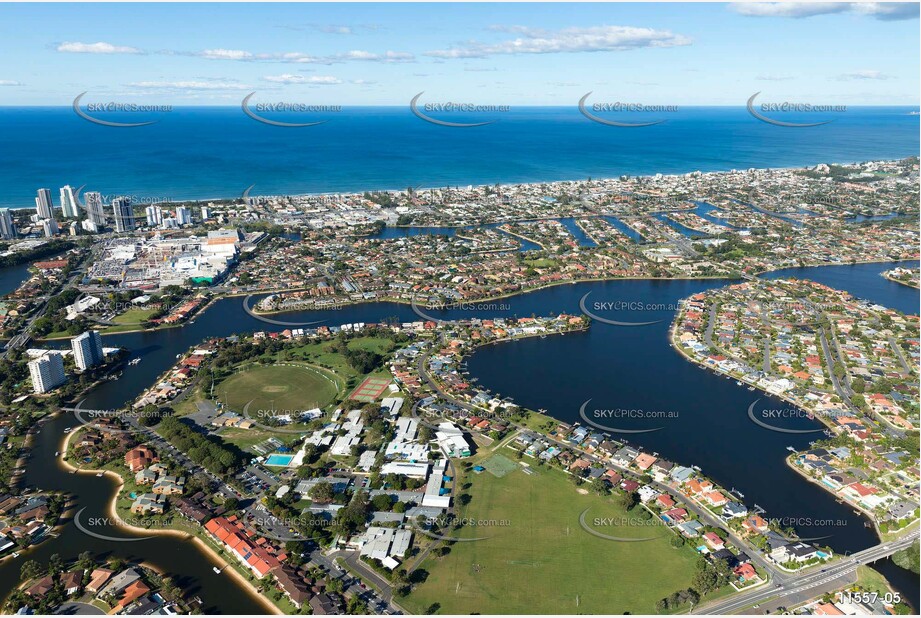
[129,80,251,90]
[0,80,22,86]
[197,49,254,61]
[262,74,342,84]
[731,2,917,20]
[755,74,795,81]
[337,50,415,62]
[425,25,692,59]
[852,3,919,20]
[57,41,142,54]
[834,70,892,80]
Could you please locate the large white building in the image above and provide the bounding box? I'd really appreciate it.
[0,208,15,240]
[28,351,66,394]
[59,185,79,218]
[145,206,163,227]
[35,188,53,219]
[84,191,107,227]
[71,330,104,371]
[41,218,59,238]
[176,206,192,226]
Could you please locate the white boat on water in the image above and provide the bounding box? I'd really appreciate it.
[54,451,59,457]
[213,566,223,574]
[96,472,104,477]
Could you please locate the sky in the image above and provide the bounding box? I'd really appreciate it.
[0,2,918,106]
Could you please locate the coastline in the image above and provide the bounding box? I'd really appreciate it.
[57,427,282,616]
[2,154,915,211]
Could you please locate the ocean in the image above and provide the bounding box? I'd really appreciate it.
[0,106,917,208]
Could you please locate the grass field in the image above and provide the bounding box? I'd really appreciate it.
[404,457,700,614]
[217,363,340,415]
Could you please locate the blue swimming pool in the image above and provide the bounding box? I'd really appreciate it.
[264,454,294,467]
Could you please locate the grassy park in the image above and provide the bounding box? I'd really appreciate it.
[404,454,700,614]
[217,363,341,415]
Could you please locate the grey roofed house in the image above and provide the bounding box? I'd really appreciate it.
[670,466,695,483]
[676,520,704,537]
[125,594,159,615]
[721,502,748,519]
[652,459,674,473]
[613,446,639,464]
[98,567,142,597]
[763,531,790,551]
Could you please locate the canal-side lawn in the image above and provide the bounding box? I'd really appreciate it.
[402,456,701,615]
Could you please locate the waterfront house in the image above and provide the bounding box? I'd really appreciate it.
[704,491,729,507]
[703,532,725,550]
[86,568,114,593]
[634,453,658,471]
[60,570,83,596]
[131,493,165,515]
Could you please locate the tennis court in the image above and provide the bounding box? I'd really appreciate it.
[349,375,391,402]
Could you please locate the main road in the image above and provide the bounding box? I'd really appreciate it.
[693,530,920,614]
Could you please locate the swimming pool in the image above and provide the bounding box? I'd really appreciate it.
[264,454,294,467]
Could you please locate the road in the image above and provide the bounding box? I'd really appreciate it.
[694,530,919,614]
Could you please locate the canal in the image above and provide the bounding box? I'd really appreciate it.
[6,259,919,611]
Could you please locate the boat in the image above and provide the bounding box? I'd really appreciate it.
[735,380,742,386]
[213,566,223,574]
[129,358,141,366]
[95,472,104,477]
[63,427,72,434]
[786,446,796,452]
[11,552,19,558]
[54,451,59,457]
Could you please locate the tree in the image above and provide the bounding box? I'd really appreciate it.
[20,560,41,582]
[309,482,335,503]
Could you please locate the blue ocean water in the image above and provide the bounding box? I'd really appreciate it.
[0,106,917,208]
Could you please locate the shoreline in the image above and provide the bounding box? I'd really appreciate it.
[2,154,916,210]
[57,427,282,616]
[666,299,919,543]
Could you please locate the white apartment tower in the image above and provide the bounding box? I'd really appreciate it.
[0,208,15,240]
[84,191,107,227]
[59,185,79,218]
[28,351,66,394]
[72,330,104,370]
[35,188,54,219]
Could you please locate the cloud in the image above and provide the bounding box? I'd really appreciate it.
[262,74,342,84]
[424,25,692,59]
[197,48,254,61]
[755,73,795,81]
[187,48,412,64]
[336,50,415,62]
[129,80,251,90]
[0,80,22,86]
[834,70,892,80]
[852,3,919,20]
[731,2,918,20]
[57,41,142,54]
[350,79,377,85]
